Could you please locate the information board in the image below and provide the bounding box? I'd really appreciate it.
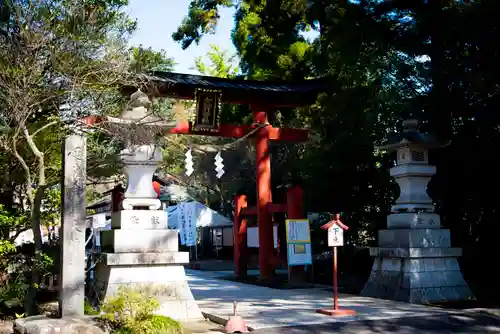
[286,219,311,243]
[285,219,312,266]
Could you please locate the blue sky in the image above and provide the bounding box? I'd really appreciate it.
[127,0,237,74]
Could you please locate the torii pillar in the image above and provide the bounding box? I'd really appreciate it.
[253,104,275,280]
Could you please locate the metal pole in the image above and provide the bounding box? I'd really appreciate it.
[333,246,338,310]
[195,242,198,261]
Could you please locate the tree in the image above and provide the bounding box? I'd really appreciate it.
[0,0,137,315]
[194,44,238,78]
[174,0,500,301]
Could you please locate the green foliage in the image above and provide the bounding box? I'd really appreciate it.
[129,46,176,73]
[84,299,100,316]
[194,44,238,78]
[0,0,142,316]
[0,207,57,317]
[99,286,182,334]
[173,0,234,49]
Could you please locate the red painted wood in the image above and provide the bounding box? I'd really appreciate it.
[153,181,161,198]
[268,203,288,213]
[321,213,350,231]
[234,194,248,278]
[240,203,287,216]
[253,106,275,280]
[240,207,257,216]
[110,186,124,213]
[286,185,304,219]
[168,121,309,142]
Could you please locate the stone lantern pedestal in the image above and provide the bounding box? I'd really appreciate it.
[88,91,203,320]
[361,120,473,304]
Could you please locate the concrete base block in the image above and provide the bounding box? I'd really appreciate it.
[378,229,451,248]
[100,229,179,253]
[111,209,168,230]
[387,212,441,229]
[89,256,203,321]
[361,255,474,304]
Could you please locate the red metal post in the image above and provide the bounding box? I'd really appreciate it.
[234,194,248,278]
[316,214,356,317]
[252,104,274,280]
[333,246,338,310]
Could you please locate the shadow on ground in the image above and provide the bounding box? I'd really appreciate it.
[251,312,500,334]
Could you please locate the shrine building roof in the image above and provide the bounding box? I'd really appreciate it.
[128,71,329,107]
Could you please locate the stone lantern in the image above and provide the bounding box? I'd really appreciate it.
[89,90,203,320]
[361,119,473,304]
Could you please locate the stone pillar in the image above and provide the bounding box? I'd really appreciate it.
[89,91,203,321]
[361,119,473,304]
[59,133,87,317]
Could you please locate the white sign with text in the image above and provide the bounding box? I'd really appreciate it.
[328,224,344,247]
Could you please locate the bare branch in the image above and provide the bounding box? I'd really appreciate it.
[11,130,34,206]
[22,124,46,186]
[31,120,59,138]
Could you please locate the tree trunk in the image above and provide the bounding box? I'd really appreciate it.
[24,187,45,316]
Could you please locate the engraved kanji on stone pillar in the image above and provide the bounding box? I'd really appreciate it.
[60,131,87,317]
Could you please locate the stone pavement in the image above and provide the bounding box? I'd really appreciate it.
[185,269,467,330]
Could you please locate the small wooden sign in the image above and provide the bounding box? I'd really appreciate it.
[328,224,344,247]
[194,90,221,131]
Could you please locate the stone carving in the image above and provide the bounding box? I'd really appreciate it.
[60,134,87,317]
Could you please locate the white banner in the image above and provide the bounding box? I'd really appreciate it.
[184,201,196,246]
[178,202,187,245]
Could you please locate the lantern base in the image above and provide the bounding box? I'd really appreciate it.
[362,246,474,304]
[316,308,356,317]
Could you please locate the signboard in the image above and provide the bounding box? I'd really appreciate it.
[285,219,311,243]
[287,243,312,266]
[194,89,221,131]
[285,219,312,266]
[328,224,344,247]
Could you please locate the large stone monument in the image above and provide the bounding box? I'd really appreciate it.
[361,119,474,304]
[89,90,203,320]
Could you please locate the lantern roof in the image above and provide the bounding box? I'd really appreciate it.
[377,119,449,151]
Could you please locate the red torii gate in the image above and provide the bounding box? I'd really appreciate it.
[123,72,326,280]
